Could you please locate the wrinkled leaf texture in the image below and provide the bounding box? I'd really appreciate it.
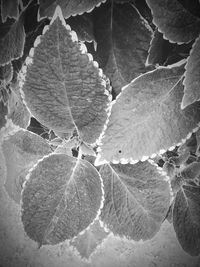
[96,62,200,164]
[21,6,110,144]
[21,153,103,246]
[92,1,153,95]
[146,0,200,43]
[99,161,171,240]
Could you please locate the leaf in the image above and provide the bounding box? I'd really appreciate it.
[0,12,25,66]
[95,62,200,164]
[70,219,109,259]
[0,100,7,130]
[21,6,110,144]
[182,35,200,109]
[1,0,19,23]
[180,162,200,180]
[38,0,105,19]
[2,129,51,204]
[146,0,200,43]
[92,2,153,95]
[21,154,103,246]
[0,62,13,83]
[99,161,171,240]
[173,184,200,256]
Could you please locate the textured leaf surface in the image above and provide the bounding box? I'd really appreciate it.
[70,219,109,259]
[92,2,153,95]
[0,14,25,65]
[0,62,13,83]
[146,0,200,43]
[182,35,200,109]
[39,0,105,19]
[1,0,19,22]
[2,129,51,204]
[180,162,200,180]
[173,184,200,256]
[21,154,103,246]
[96,63,200,164]
[99,161,171,240]
[21,7,110,144]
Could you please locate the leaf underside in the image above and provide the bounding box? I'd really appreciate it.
[96,63,200,164]
[21,154,102,246]
[22,8,110,144]
[99,161,170,241]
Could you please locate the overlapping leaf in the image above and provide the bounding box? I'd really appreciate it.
[173,184,200,256]
[1,0,19,23]
[0,62,13,83]
[99,161,171,240]
[182,35,200,109]
[146,0,200,43]
[95,63,200,164]
[92,2,153,95]
[0,13,25,65]
[21,154,103,246]
[70,219,109,259]
[38,0,105,19]
[21,7,110,144]
[2,129,51,204]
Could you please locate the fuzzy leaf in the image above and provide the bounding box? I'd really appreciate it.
[39,0,105,19]
[99,161,170,240]
[182,35,200,109]
[92,2,153,95]
[96,63,200,164]
[146,0,200,43]
[2,129,51,204]
[21,154,103,246]
[0,13,25,65]
[1,0,19,23]
[70,219,109,259]
[173,184,200,256]
[21,7,110,144]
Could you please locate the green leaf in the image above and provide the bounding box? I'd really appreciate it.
[21,6,110,144]
[1,0,19,23]
[21,154,103,246]
[146,0,200,43]
[99,161,171,240]
[2,129,51,204]
[92,2,153,95]
[38,0,105,19]
[173,184,200,256]
[95,62,200,164]
[0,12,25,65]
[182,35,200,109]
[70,219,109,259]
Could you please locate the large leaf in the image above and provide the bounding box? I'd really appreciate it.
[38,0,105,19]
[92,2,153,95]
[70,219,109,259]
[1,0,19,23]
[146,0,200,43]
[182,35,200,109]
[2,129,51,204]
[21,154,103,246]
[173,184,200,256]
[99,161,171,240]
[21,6,110,144]
[95,63,200,164]
[0,12,25,65]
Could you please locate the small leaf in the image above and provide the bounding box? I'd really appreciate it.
[21,6,110,144]
[92,2,153,95]
[0,62,13,83]
[96,63,200,164]
[1,0,19,23]
[146,0,200,43]
[70,219,109,259]
[173,184,200,256]
[39,0,105,19]
[180,162,200,180]
[182,35,200,109]
[2,129,51,204]
[21,154,103,246]
[99,161,171,240]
